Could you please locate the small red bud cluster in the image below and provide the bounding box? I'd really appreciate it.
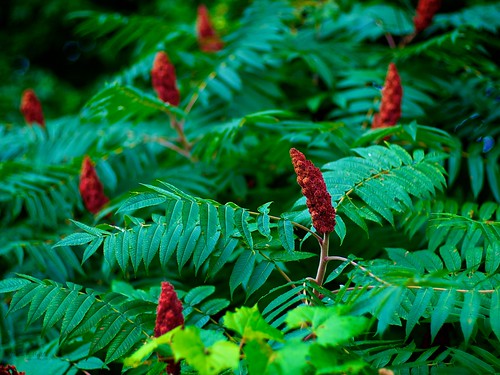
[290,148,336,235]
[154,282,184,375]
[152,52,181,106]
[20,89,45,128]
[372,63,402,129]
[196,5,224,53]
[79,156,109,214]
[414,0,442,34]
[0,365,25,375]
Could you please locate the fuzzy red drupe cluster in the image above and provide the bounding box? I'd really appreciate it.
[79,156,109,215]
[20,89,45,127]
[0,365,25,375]
[196,5,224,52]
[414,0,442,34]
[290,148,336,235]
[154,282,184,375]
[372,63,403,129]
[152,51,181,106]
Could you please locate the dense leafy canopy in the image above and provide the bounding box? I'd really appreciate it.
[1,0,499,374]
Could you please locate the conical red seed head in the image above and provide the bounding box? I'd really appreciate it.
[196,5,224,52]
[20,89,45,127]
[154,282,184,375]
[414,0,441,33]
[290,148,336,235]
[79,156,109,215]
[372,63,402,129]
[154,282,184,337]
[197,5,215,38]
[151,51,180,106]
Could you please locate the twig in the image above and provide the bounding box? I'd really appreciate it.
[144,135,192,159]
[184,72,215,114]
[385,32,396,49]
[399,32,416,48]
[259,251,296,288]
[168,113,192,152]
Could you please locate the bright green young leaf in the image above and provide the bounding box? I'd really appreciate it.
[223,305,284,342]
[171,326,239,375]
[265,340,310,375]
[244,340,274,375]
[309,344,367,375]
[285,306,370,346]
[124,330,176,368]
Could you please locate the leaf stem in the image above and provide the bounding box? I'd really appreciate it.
[168,113,192,152]
[248,211,323,242]
[184,72,215,114]
[144,135,192,159]
[325,256,391,286]
[330,285,496,295]
[259,251,296,288]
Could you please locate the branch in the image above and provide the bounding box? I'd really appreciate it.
[330,285,497,295]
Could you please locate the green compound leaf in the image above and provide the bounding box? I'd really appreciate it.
[431,289,457,342]
[224,305,284,342]
[277,217,295,252]
[0,278,32,293]
[460,290,480,345]
[116,193,167,213]
[124,330,176,368]
[234,208,254,250]
[285,306,370,346]
[257,202,272,239]
[171,326,239,375]
[54,232,96,247]
[310,344,368,374]
[105,324,143,363]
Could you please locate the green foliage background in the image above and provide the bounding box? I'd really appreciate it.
[1,0,500,374]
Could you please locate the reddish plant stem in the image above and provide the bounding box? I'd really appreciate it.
[385,32,396,49]
[313,233,330,288]
[168,113,192,152]
[399,32,416,48]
